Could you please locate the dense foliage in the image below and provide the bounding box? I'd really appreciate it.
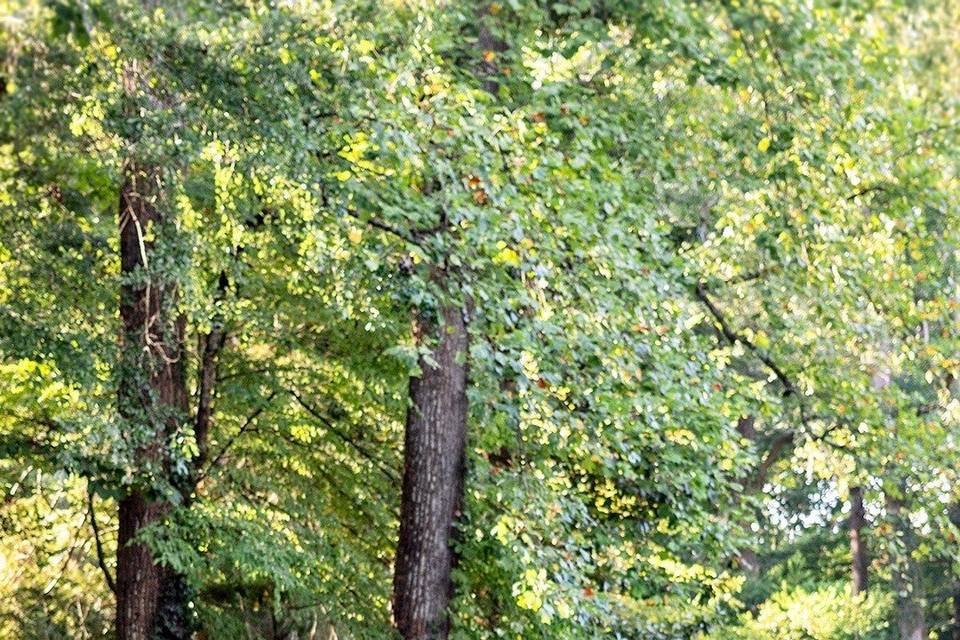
[1,0,958,639]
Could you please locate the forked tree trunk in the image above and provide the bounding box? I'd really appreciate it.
[116,165,192,640]
[392,300,469,640]
[850,485,868,596]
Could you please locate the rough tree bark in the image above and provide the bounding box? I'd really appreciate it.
[116,164,192,640]
[392,299,469,640]
[849,485,868,596]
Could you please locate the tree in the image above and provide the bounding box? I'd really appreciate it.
[115,160,192,639]
[2,1,960,639]
[849,485,868,597]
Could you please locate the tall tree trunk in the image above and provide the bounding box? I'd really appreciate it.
[392,8,501,637]
[849,485,868,596]
[392,299,469,640]
[885,489,926,640]
[116,164,191,640]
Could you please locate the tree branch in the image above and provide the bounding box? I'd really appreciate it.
[724,266,778,286]
[751,430,795,491]
[289,391,400,484]
[344,209,424,248]
[846,183,888,201]
[86,486,116,595]
[197,391,278,483]
[695,282,799,398]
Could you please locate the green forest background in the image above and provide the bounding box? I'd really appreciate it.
[1,0,959,639]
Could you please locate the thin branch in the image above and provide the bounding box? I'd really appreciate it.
[217,364,310,383]
[344,210,423,248]
[289,391,400,483]
[87,486,116,595]
[761,30,790,82]
[43,524,84,596]
[846,183,888,202]
[724,266,778,286]
[198,391,278,482]
[734,29,774,130]
[695,282,799,398]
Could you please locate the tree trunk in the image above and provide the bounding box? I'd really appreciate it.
[391,7,500,636]
[116,165,192,640]
[952,591,960,640]
[392,300,469,640]
[193,269,229,477]
[737,416,763,578]
[733,418,761,576]
[871,358,925,639]
[850,485,868,596]
[948,503,960,640]
[732,416,793,577]
[885,490,926,640]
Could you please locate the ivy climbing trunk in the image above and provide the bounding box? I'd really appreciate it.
[116,164,191,640]
[849,485,868,596]
[392,296,469,640]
